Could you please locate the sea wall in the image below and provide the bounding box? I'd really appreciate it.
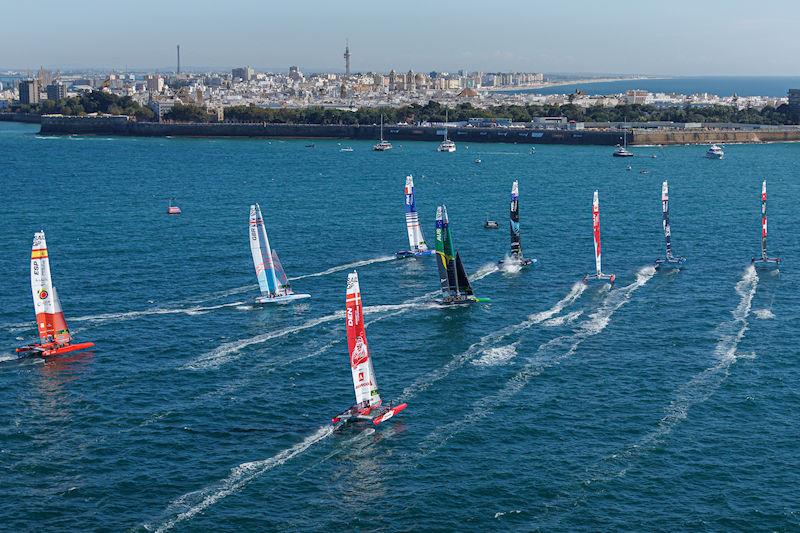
[0,113,41,124]
[39,116,623,145]
[631,129,800,145]
[37,115,800,145]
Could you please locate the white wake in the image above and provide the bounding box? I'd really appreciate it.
[150,425,334,532]
[586,265,759,483]
[418,266,655,457]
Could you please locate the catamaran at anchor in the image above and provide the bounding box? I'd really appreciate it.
[396,175,434,259]
[751,180,781,270]
[498,180,537,268]
[16,231,95,357]
[434,205,489,305]
[654,180,686,271]
[582,190,616,287]
[332,271,408,427]
[249,203,311,304]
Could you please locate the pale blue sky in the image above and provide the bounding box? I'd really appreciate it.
[2,0,798,75]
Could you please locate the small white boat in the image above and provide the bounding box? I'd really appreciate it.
[373,114,392,151]
[340,147,354,152]
[706,144,724,159]
[437,109,456,152]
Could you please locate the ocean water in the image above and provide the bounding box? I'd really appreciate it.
[509,76,800,97]
[1,122,799,531]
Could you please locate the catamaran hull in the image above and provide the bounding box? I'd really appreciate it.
[332,403,408,427]
[583,273,616,288]
[752,258,781,271]
[498,257,537,267]
[436,296,490,306]
[655,257,686,271]
[16,341,95,357]
[255,293,311,304]
[396,250,434,259]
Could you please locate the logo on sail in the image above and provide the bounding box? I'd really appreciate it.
[350,335,368,367]
[38,289,48,299]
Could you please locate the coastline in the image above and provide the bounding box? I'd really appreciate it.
[481,76,671,93]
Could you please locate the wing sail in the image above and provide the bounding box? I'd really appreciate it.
[592,190,602,276]
[30,231,71,344]
[404,175,428,252]
[510,180,522,258]
[346,272,381,408]
[662,181,673,259]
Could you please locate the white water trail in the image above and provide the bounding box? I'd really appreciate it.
[151,425,334,533]
[471,343,519,367]
[399,281,586,402]
[183,312,343,370]
[288,255,395,281]
[542,309,583,327]
[68,301,246,326]
[585,265,759,483]
[753,308,774,320]
[417,266,655,458]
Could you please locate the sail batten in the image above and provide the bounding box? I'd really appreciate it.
[346,272,381,408]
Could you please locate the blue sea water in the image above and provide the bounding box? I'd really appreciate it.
[510,76,800,97]
[1,122,799,531]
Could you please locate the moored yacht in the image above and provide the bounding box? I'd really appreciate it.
[612,121,633,157]
[373,114,392,151]
[437,109,456,152]
[705,144,724,159]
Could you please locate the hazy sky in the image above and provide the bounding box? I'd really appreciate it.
[2,0,798,75]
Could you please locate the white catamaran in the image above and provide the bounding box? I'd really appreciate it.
[437,109,456,153]
[582,190,616,287]
[752,179,781,270]
[249,203,311,304]
[373,114,392,151]
[331,271,408,427]
[396,175,434,259]
[498,180,537,268]
[655,180,686,271]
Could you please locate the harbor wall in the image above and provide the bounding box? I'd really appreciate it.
[39,116,623,145]
[0,112,42,124]
[37,115,800,145]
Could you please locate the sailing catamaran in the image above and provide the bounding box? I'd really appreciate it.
[16,231,95,357]
[752,179,781,270]
[498,180,537,268]
[373,114,392,151]
[582,190,616,287]
[655,180,686,270]
[396,175,434,259]
[249,203,310,304]
[434,205,488,305]
[332,271,408,427]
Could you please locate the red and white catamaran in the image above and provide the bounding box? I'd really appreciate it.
[16,231,94,357]
[582,190,616,287]
[332,271,407,427]
[752,179,781,270]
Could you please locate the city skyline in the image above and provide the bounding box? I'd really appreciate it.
[1,0,799,75]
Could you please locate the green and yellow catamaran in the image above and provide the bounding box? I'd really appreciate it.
[434,205,489,305]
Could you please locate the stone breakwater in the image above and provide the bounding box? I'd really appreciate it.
[36,115,800,145]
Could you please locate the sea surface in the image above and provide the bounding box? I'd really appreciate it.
[1,122,799,532]
[508,76,800,97]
